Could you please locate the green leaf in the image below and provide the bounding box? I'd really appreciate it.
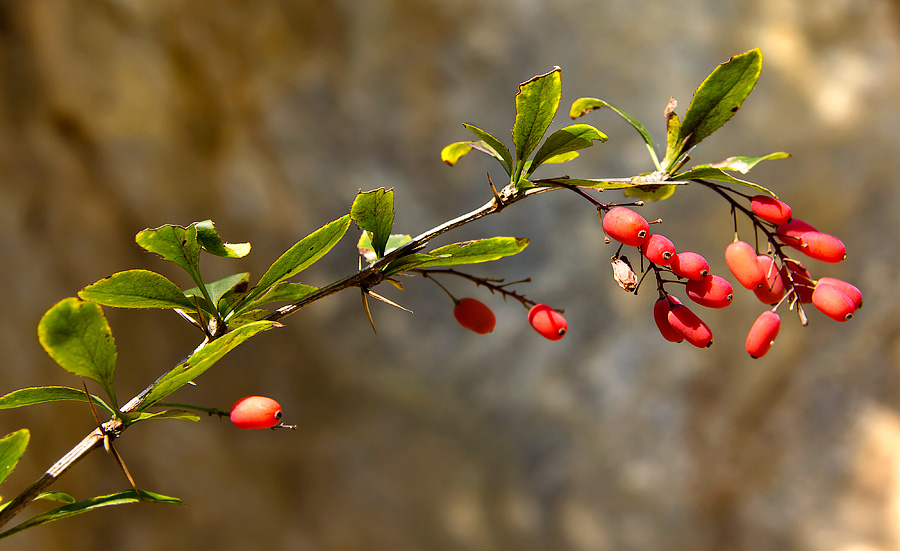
[678,48,763,153]
[670,165,775,195]
[662,97,684,169]
[79,270,196,310]
[569,97,659,168]
[529,124,607,175]
[513,67,562,178]
[225,309,271,329]
[185,272,250,312]
[358,233,412,263]
[539,151,581,164]
[131,410,201,423]
[139,321,279,410]
[37,298,117,409]
[535,176,670,190]
[0,429,29,487]
[195,220,251,258]
[0,387,114,415]
[414,237,529,268]
[34,492,76,505]
[707,151,791,174]
[624,184,678,202]
[441,142,474,166]
[381,253,443,277]
[0,490,184,539]
[464,124,513,175]
[246,215,351,304]
[135,224,201,281]
[350,188,394,258]
[240,282,317,311]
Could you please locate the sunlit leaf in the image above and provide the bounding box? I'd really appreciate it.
[529,124,607,175]
[195,220,251,258]
[441,142,474,166]
[671,165,775,195]
[707,151,790,174]
[569,97,659,167]
[350,188,394,258]
[0,387,114,415]
[624,184,678,201]
[37,298,117,409]
[185,273,250,313]
[79,270,195,310]
[678,48,763,153]
[0,490,184,540]
[464,124,513,175]
[135,224,201,280]
[131,410,201,423]
[0,429,29,487]
[513,67,562,180]
[414,237,529,268]
[138,321,279,410]
[358,233,412,263]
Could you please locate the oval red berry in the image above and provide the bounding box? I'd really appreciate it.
[812,284,856,322]
[453,298,496,334]
[528,304,567,341]
[685,274,734,309]
[745,311,781,359]
[750,195,792,224]
[725,240,765,290]
[230,396,283,430]
[666,304,713,348]
[816,277,862,309]
[653,296,684,343]
[602,207,650,247]
[643,234,676,266]
[753,255,785,305]
[670,251,709,281]
[799,232,846,263]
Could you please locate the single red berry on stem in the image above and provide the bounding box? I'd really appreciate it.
[230,396,283,430]
[653,296,684,343]
[750,195,792,224]
[642,234,677,266]
[685,274,734,309]
[670,251,710,281]
[725,240,765,290]
[812,283,856,322]
[528,304,567,341]
[602,207,650,247]
[799,231,846,263]
[453,298,496,334]
[746,311,781,359]
[666,303,713,348]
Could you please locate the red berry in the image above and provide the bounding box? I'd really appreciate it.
[750,195,792,224]
[230,396,283,430]
[666,303,713,348]
[812,283,856,322]
[783,260,814,303]
[777,218,816,249]
[816,277,862,309]
[453,298,496,334]
[725,240,765,290]
[528,304,567,340]
[799,231,846,263]
[753,255,785,305]
[642,234,676,266]
[685,274,734,308]
[602,207,650,247]
[670,251,709,281]
[653,296,684,343]
[745,311,781,359]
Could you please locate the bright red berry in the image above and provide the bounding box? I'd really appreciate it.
[666,303,713,348]
[799,231,846,263]
[812,283,856,322]
[753,255,785,305]
[745,311,781,359]
[528,304,567,341]
[602,207,650,247]
[670,251,709,281]
[816,277,862,309]
[750,195,792,224]
[777,218,817,249]
[453,298,496,334]
[685,274,734,308]
[230,396,283,430]
[783,260,814,303]
[642,234,676,266]
[653,296,684,343]
[725,240,765,290]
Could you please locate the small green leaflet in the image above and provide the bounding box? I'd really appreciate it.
[528,124,606,176]
[569,97,659,168]
[79,270,196,310]
[135,224,201,281]
[707,152,790,174]
[37,298,118,410]
[513,67,562,182]
[414,237,529,268]
[350,188,395,258]
[0,429,29,487]
[195,220,251,258]
[670,165,775,195]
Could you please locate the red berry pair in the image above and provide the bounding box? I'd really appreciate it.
[776,219,846,263]
[653,296,713,348]
[453,298,567,341]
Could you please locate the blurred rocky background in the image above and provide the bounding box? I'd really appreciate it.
[1,0,899,549]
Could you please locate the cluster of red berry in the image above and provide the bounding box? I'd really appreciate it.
[453,297,568,341]
[599,194,861,358]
